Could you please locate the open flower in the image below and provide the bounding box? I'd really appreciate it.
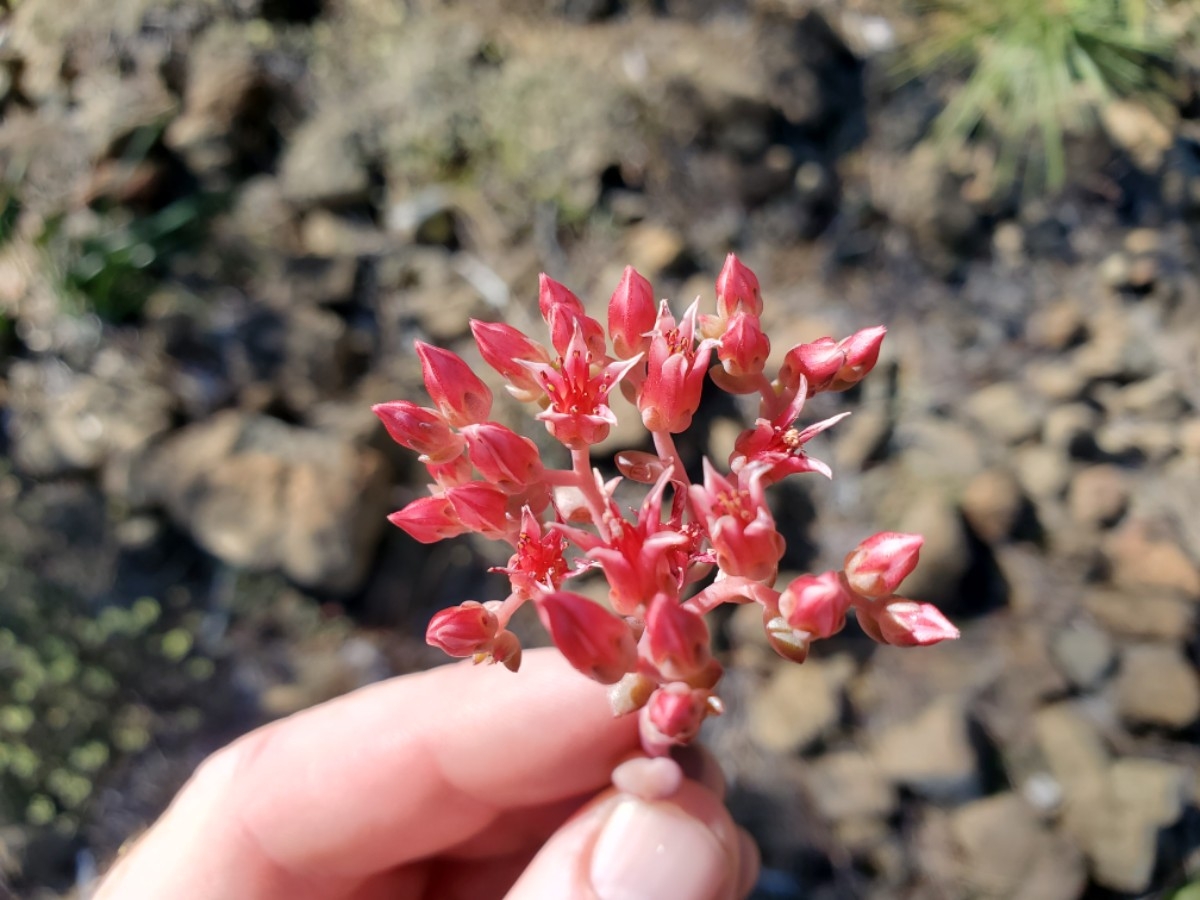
[689,460,784,584]
[520,323,641,449]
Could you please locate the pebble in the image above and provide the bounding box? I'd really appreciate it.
[1115,643,1200,729]
[871,699,978,802]
[1067,464,1129,529]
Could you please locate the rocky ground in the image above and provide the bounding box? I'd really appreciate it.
[1,0,1199,897]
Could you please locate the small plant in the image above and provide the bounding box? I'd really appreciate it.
[374,256,957,756]
[902,0,1173,190]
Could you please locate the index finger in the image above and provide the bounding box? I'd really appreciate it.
[98,648,639,898]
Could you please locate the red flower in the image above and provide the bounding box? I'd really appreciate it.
[688,460,784,584]
[495,507,570,599]
[729,385,849,484]
[521,323,641,449]
[637,300,718,433]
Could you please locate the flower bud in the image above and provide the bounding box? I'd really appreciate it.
[608,266,657,360]
[444,482,513,539]
[829,325,886,392]
[645,593,712,681]
[869,600,959,646]
[415,341,493,427]
[388,496,466,544]
[763,609,811,664]
[717,312,770,380]
[426,601,498,657]
[640,684,722,754]
[715,253,762,318]
[778,571,852,639]
[539,274,606,357]
[779,337,845,395]
[489,629,523,672]
[843,532,924,600]
[536,591,638,684]
[462,423,544,492]
[372,401,465,464]
[470,320,552,399]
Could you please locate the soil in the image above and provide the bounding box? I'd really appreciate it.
[1,0,1198,897]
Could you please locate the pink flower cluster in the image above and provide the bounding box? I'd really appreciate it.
[374,255,958,755]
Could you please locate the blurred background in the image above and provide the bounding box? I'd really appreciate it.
[1,0,1199,897]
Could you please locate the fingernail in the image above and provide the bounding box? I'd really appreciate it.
[589,798,727,900]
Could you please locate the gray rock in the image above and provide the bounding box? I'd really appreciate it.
[7,354,174,482]
[871,699,978,801]
[279,116,371,209]
[1050,620,1115,690]
[138,411,391,594]
[1115,643,1200,729]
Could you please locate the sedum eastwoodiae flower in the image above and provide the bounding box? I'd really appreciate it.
[374,256,958,756]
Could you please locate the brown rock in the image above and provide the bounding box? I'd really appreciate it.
[1042,403,1101,453]
[1025,298,1085,351]
[747,655,853,754]
[1115,643,1200,729]
[965,382,1044,445]
[950,793,1086,900]
[1087,757,1191,893]
[1013,445,1072,501]
[961,467,1026,544]
[871,699,978,801]
[1084,589,1195,641]
[139,412,391,594]
[895,493,972,611]
[1067,464,1129,529]
[1105,518,1200,598]
[805,751,897,823]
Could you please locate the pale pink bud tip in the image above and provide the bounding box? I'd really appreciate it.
[536,591,638,684]
[843,531,924,600]
[715,253,762,318]
[426,602,498,657]
[873,600,959,646]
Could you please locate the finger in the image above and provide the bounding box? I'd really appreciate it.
[507,763,755,900]
[97,649,639,899]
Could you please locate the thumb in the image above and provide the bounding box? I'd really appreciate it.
[506,757,759,900]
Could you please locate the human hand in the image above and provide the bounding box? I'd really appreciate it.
[94,648,759,900]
